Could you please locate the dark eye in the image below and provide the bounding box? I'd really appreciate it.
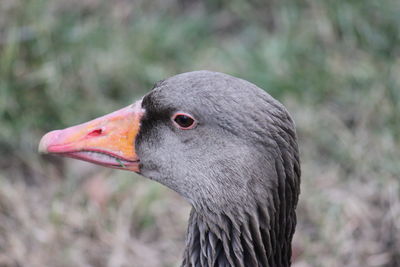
[172,113,196,130]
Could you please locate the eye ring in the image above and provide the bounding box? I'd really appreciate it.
[172,113,197,130]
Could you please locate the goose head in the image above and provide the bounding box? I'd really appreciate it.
[39,71,301,266]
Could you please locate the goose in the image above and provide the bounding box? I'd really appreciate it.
[39,71,301,267]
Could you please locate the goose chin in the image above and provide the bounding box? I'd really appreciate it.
[58,150,140,172]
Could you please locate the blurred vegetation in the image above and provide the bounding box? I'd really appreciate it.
[0,0,399,266]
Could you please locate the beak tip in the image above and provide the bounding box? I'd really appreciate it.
[38,130,60,154]
[38,135,49,154]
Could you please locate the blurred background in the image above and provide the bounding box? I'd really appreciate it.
[0,0,399,266]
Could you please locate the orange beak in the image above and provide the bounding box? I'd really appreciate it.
[38,101,144,172]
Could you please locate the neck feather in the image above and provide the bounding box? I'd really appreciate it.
[181,202,295,267]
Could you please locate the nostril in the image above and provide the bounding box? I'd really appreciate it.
[88,128,103,137]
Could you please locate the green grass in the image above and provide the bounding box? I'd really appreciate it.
[0,0,399,266]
